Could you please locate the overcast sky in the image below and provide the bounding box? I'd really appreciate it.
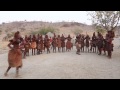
[0,11,92,25]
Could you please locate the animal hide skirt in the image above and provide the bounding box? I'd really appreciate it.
[66,41,71,49]
[57,41,61,48]
[61,42,65,47]
[8,49,22,67]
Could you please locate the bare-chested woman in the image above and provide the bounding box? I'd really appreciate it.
[4,31,23,77]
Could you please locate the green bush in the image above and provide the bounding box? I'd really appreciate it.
[30,27,55,35]
[96,26,106,35]
[31,31,38,35]
[7,32,14,38]
[73,28,83,35]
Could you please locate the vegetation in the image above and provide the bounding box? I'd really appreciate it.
[73,28,83,35]
[30,27,56,35]
[7,32,14,38]
[96,26,106,35]
[88,11,120,31]
[2,32,15,41]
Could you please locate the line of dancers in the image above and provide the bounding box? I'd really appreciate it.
[4,30,114,77]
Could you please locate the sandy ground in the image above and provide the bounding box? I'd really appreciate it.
[0,38,120,79]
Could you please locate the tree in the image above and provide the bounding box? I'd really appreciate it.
[88,11,120,31]
[96,26,106,35]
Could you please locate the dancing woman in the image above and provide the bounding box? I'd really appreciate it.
[4,31,23,77]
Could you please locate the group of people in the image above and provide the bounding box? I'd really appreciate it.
[4,30,115,77]
[4,32,74,77]
[75,31,114,59]
[20,33,73,56]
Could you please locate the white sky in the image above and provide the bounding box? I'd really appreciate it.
[0,11,92,25]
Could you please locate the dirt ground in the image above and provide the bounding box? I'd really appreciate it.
[0,38,120,79]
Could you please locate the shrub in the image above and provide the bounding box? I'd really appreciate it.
[96,26,106,35]
[7,32,14,38]
[73,28,83,35]
[30,27,55,35]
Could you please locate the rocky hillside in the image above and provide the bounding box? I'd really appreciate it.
[0,21,119,41]
[0,21,95,40]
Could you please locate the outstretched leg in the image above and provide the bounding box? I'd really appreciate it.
[4,66,11,76]
[16,67,20,77]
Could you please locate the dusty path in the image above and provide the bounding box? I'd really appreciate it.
[0,38,120,79]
